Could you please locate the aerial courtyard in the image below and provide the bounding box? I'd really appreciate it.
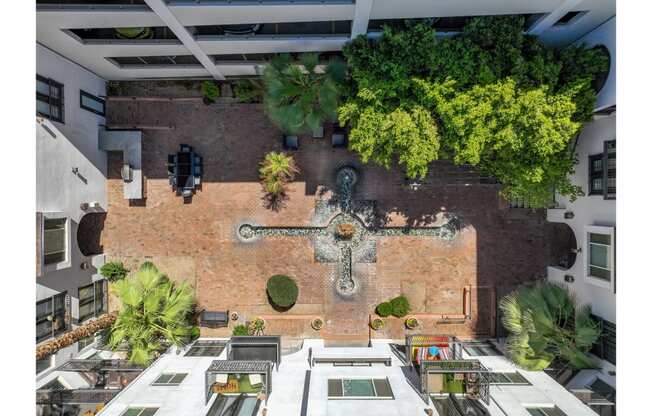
[99,82,569,343]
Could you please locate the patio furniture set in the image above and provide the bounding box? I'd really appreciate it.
[282,125,348,151]
[167,144,203,198]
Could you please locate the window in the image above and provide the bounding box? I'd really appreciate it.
[588,232,612,282]
[78,334,95,352]
[108,55,200,68]
[588,154,604,195]
[527,407,567,416]
[463,341,501,356]
[120,408,158,416]
[327,378,394,399]
[152,373,188,386]
[185,340,226,357]
[487,372,530,385]
[43,217,67,265]
[80,90,105,116]
[554,11,585,26]
[37,75,64,123]
[591,315,616,365]
[36,292,67,343]
[78,280,108,323]
[589,140,616,199]
[36,356,52,375]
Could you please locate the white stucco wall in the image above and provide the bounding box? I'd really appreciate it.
[36,44,108,319]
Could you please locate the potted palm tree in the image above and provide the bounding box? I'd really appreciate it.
[107,262,198,365]
[259,152,299,210]
[500,281,601,371]
[263,53,346,135]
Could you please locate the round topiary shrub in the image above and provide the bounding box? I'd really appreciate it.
[390,295,410,318]
[376,302,392,317]
[370,318,385,330]
[266,275,298,309]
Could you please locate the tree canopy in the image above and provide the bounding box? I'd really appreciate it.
[340,16,609,206]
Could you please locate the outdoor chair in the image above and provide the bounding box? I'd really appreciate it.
[182,189,193,199]
[312,126,324,139]
[214,373,229,387]
[331,131,348,148]
[282,135,299,150]
[180,144,192,153]
[248,374,263,388]
[194,176,201,186]
[200,310,230,328]
[121,163,133,182]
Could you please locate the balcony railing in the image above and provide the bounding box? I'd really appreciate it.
[36,388,120,405]
[67,27,179,44]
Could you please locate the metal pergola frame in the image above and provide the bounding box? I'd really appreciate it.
[205,360,273,404]
[227,336,281,369]
[419,360,490,405]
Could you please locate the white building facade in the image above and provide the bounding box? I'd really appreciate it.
[36,43,109,379]
[36,0,616,80]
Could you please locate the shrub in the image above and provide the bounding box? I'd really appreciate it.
[376,302,392,317]
[248,317,266,335]
[263,53,346,134]
[202,81,220,104]
[266,275,299,308]
[311,318,324,331]
[390,295,410,318]
[405,317,419,329]
[100,261,129,282]
[234,79,264,103]
[232,324,249,336]
[259,152,299,197]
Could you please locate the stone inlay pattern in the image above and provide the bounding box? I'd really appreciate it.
[238,167,464,297]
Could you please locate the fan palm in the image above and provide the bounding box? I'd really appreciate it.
[263,52,346,134]
[107,262,198,365]
[259,151,299,197]
[499,281,601,371]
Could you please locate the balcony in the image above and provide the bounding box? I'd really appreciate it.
[192,21,351,40]
[67,26,180,44]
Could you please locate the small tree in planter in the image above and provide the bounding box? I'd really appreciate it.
[248,317,266,336]
[100,261,129,282]
[311,318,324,331]
[370,318,385,330]
[266,274,299,310]
[405,317,419,330]
[259,152,300,211]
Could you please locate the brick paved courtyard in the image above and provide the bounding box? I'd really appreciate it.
[101,91,568,342]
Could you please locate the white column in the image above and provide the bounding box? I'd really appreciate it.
[528,0,584,35]
[351,0,374,38]
[144,0,224,80]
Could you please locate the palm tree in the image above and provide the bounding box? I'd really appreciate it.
[107,262,198,365]
[263,53,346,134]
[259,152,299,210]
[36,312,117,360]
[499,281,601,371]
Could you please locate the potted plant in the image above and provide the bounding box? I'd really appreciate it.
[232,324,249,336]
[405,317,419,330]
[311,317,324,331]
[202,81,220,105]
[230,311,239,321]
[370,318,385,330]
[248,317,266,335]
[114,27,153,40]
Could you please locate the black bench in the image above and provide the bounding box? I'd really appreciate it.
[200,310,229,328]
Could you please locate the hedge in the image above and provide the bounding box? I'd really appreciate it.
[266,275,299,308]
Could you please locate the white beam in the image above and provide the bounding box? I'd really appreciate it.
[528,0,584,35]
[351,0,374,38]
[144,0,224,80]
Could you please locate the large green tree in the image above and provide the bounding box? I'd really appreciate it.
[340,16,609,205]
[499,281,601,371]
[264,53,346,134]
[108,262,198,365]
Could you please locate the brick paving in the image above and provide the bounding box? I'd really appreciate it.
[102,96,564,341]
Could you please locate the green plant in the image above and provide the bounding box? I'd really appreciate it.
[202,81,220,104]
[248,317,266,335]
[232,324,249,336]
[266,274,299,308]
[259,152,299,196]
[234,79,265,103]
[107,262,198,365]
[311,318,324,331]
[100,261,129,282]
[405,317,419,329]
[390,295,410,318]
[114,27,153,40]
[499,281,601,371]
[340,17,609,204]
[264,53,346,134]
[370,318,385,330]
[376,302,392,317]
